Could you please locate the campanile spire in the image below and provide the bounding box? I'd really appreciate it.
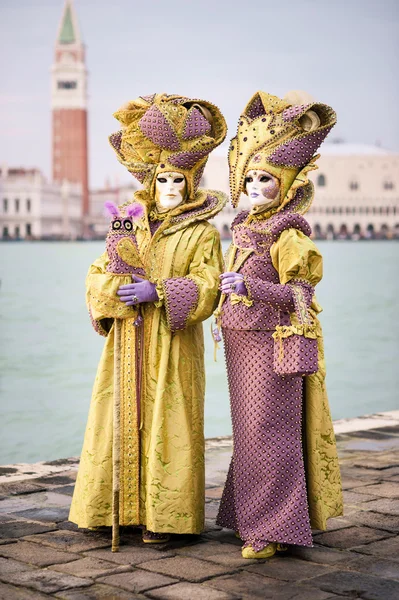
[51,0,89,221]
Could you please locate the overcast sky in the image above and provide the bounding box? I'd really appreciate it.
[1,0,398,187]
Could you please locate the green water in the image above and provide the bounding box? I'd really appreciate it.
[0,241,398,464]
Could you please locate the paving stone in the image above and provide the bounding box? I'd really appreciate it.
[345,509,399,533]
[146,582,239,600]
[247,556,337,581]
[58,520,80,532]
[290,545,356,565]
[203,552,258,568]
[314,526,393,549]
[84,545,174,565]
[205,502,220,519]
[0,582,50,599]
[99,570,178,593]
[354,482,399,499]
[177,540,238,559]
[204,519,223,532]
[206,571,333,599]
[343,490,379,503]
[0,468,18,475]
[358,498,399,516]
[0,482,46,496]
[0,541,81,567]
[352,535,399,559]
[55,583,141,599]
[138,555,237,582]
[0,520,56,539]
[0,555,37,574]
[346,554,399,580]
[341,478,378,490]
[0,514,15,523]
[32,475,76,486]
[202,529,242,546]
[205,487,224,500]
[54,485,75,497]
[0,569,92,594]
[0,491,72,514]
[23,530,112,553]
[51,557,132,579]
[317,517,354,533]
[0,539,17,546]
[13,507,71,523]
[309,570,399,600]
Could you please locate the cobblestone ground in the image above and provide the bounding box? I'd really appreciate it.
[0,425,398,600]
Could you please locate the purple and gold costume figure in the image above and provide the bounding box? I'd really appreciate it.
[69,93,228,547]
[215,91,343,559]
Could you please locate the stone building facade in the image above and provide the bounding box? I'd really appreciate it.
[207,143,399,240]
[0,167,81,240]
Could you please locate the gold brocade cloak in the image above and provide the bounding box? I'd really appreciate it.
[69,190,225,533]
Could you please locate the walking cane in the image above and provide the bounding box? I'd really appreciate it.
[112,318,122,552]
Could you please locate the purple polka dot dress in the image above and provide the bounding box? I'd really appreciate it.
[216,210,319,551]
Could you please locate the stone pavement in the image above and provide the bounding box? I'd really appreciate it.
[0,423,398,600]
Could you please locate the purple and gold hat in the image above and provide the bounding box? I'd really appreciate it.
[109,93,227,200]
[229,91,337,212]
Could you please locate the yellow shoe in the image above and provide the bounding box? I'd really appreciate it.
[242,543,277,559]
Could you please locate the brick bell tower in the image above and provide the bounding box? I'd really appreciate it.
[51,0,89,224]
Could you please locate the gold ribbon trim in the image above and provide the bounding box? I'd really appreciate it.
[230,293,253,308]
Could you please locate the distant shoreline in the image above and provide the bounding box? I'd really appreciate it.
[1,410,398,483]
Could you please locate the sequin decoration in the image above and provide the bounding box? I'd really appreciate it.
[182,107,212,139]
[140,93,156,104]
[109,130,123,153]
[168,150,209,170]
[162,277,200,331]
[246,95,267,119]
[268,127,333,168]
[216,329,313,550]
[221,211,312,331]
[282,104,311,122]
[139,105,180,151]
[130,171,147,183]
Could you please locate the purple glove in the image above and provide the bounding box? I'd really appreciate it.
[117,275,159,306]
[219,272,247,296]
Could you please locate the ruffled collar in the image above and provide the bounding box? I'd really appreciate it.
[119,188,228,234]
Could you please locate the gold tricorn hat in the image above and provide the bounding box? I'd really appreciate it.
[229,91,337,212]
[109,93,227,200]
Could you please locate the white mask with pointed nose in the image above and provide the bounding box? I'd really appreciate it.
[155,172,187,211]
[245,169,281,209]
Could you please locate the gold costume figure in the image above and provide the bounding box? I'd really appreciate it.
[69,94,227,543]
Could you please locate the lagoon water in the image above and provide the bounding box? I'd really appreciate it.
[0,241,398,464]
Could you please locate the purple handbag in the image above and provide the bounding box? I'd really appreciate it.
[272,284,318,377]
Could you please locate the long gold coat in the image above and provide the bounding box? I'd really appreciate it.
[69,190,225,534]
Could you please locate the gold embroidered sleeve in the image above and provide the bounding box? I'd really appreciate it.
[158,228,223,331]
[86,252,138,335]
[270,228,323,287]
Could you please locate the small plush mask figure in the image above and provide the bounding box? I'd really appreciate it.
[155,172,187,211]
[104,201,145,275]
[245,169,281,210]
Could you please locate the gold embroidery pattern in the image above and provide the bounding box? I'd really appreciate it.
[120,319,140,525]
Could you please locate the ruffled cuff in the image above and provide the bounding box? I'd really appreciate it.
[154,280,165,308]
[88,307,113,337]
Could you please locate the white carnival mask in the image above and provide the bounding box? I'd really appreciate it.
[245,169,280,209]
[155,172,187,211]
